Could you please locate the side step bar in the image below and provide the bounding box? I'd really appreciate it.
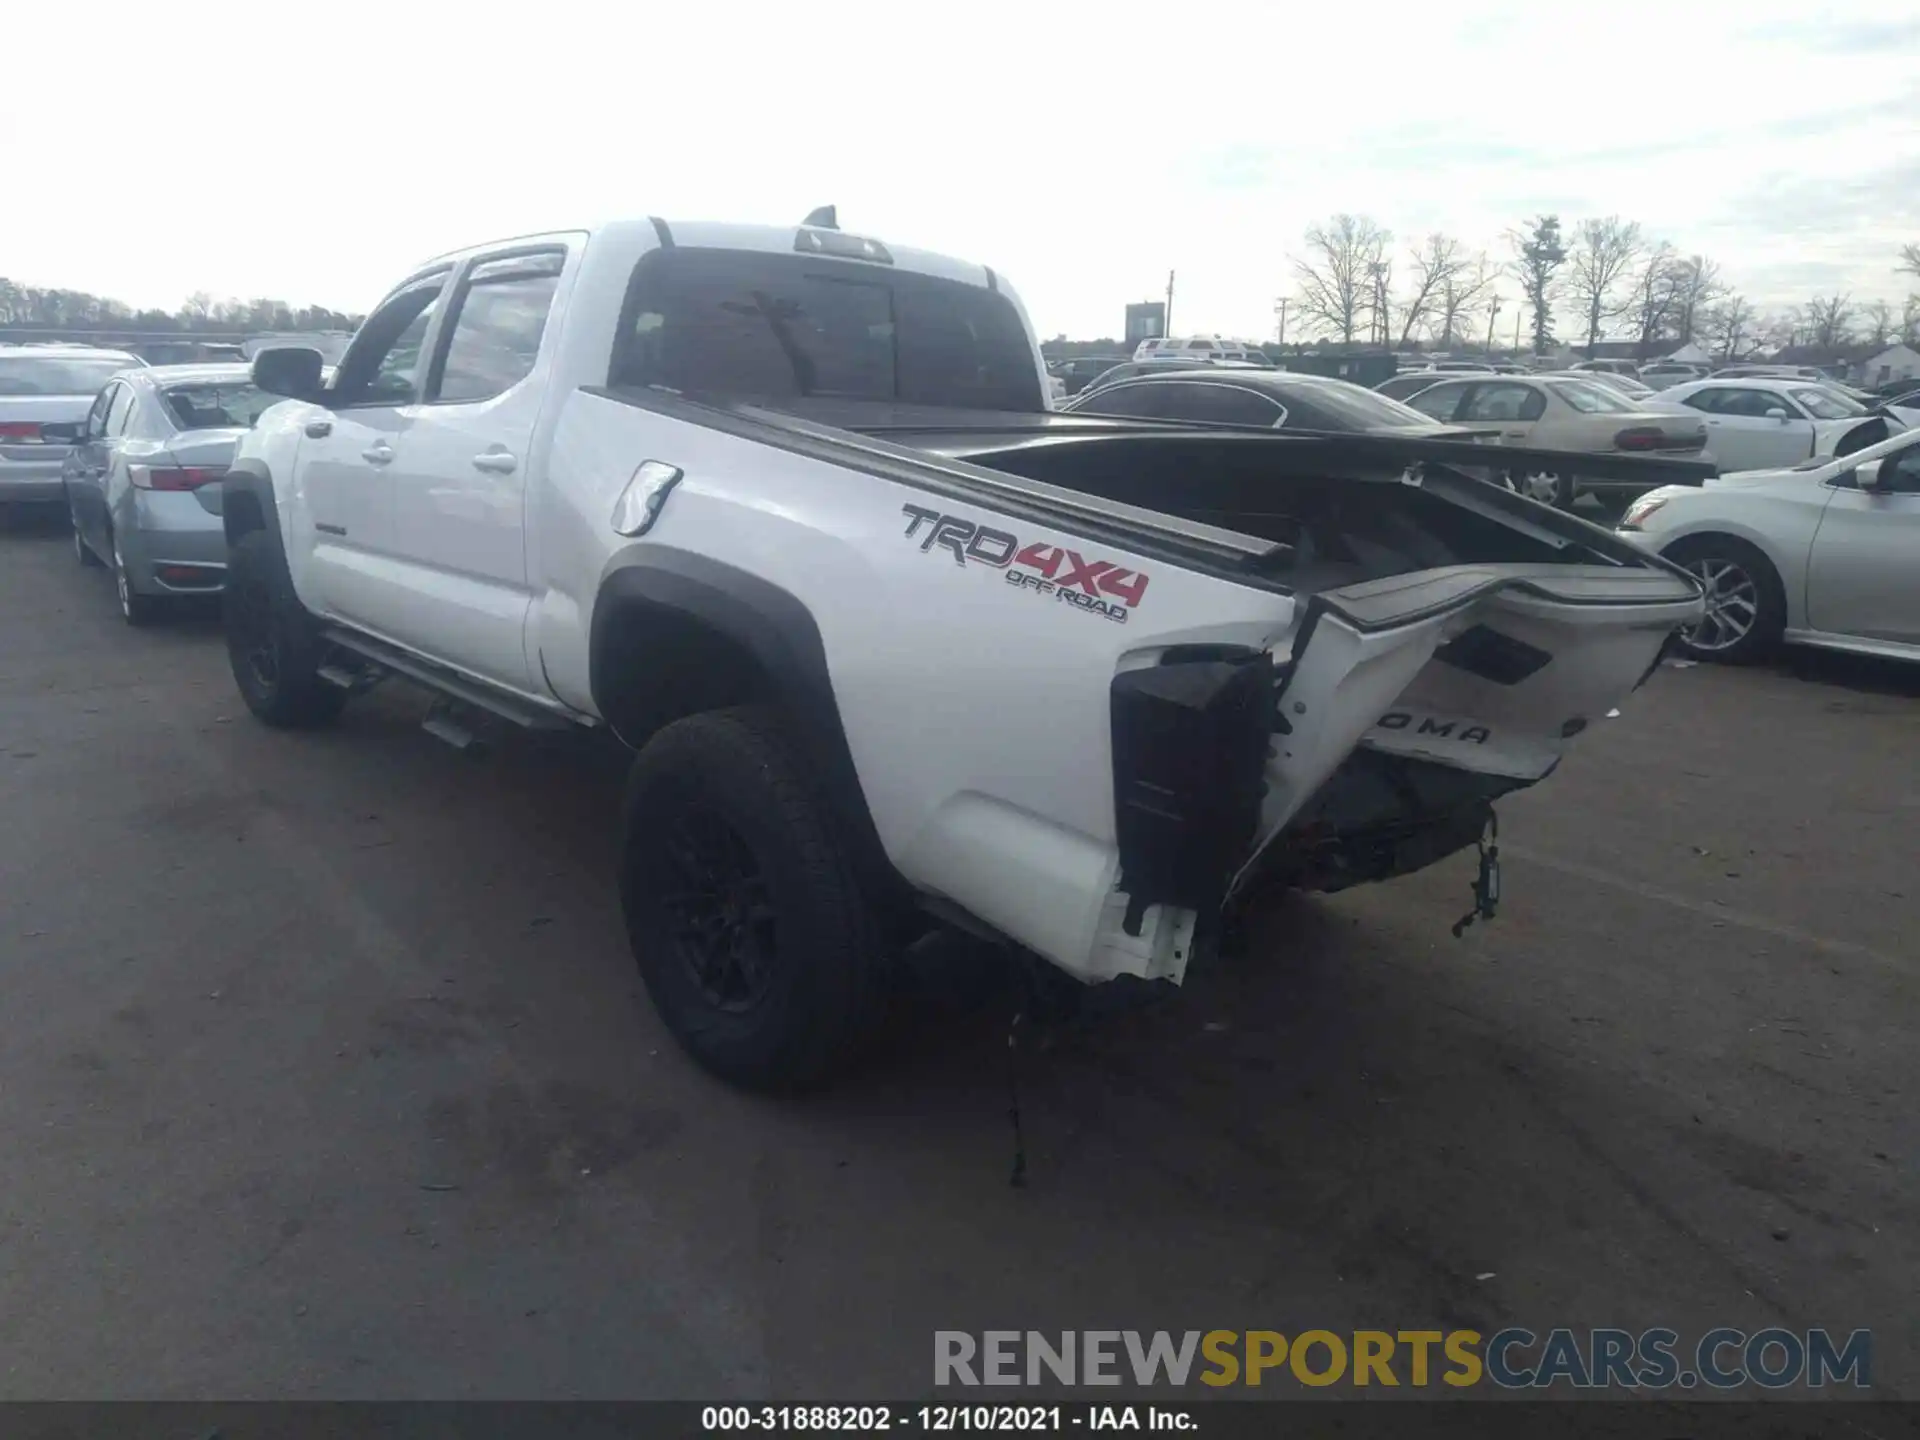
[319,626,579,733]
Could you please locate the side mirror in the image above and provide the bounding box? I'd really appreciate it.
[39,421,84,444]
[251,345,326,401]
[1854,459,1887,491]
[1765,407,1790,422]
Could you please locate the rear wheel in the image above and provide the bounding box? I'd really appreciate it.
[1508,468,1574,507]
[620,705,888,1091]
[111,532,161,626]
[1664,536,1785,664]
[70,503,101,568]
[224,529,346,727]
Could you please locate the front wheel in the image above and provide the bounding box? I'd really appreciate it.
[224,529,346,727]
[1665,537,1785,664]
[620,706,888,1091]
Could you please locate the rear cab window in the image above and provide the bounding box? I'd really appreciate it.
[611,249,1043,412]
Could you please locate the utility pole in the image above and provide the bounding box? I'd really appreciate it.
[1165,271,1175,338]
[1485,294,1501,357]
[1513,304,1523,357]
[1273,297,1288,346]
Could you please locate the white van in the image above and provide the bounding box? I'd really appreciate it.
[1133,335,1267,365]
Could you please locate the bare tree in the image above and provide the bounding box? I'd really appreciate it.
[1364,258,1394,347]
[1903,294,1920,347]
[1507,215,1568,352]
[1700,293,1756,361]
[1291,215,1391,343]
[1392,234,1471,346]
[1669,254,1722,344]
[180,291,214,322]
[1900,242,1920,279]
[1434,254,1496,350]
[1862,299,1895,349]
[1565,216,1644,355]
[1800,294,1855,354]
[1758,309,1800,353]
[1627,241,1680,356]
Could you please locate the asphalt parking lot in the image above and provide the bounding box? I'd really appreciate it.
[1,505,1915,1403]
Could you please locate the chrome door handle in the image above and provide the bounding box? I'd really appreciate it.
[471,451,517,475]
[304,420,333,438]
[362,442,393,464]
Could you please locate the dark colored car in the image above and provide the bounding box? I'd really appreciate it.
[1072,356,1265,399]
[1048,355,1133,397]
[1063,367,1492,441]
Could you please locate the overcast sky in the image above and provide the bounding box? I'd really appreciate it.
[5,1,1916,341]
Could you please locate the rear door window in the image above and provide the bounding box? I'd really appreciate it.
[429,250,565,405]
[84,386,114,438]
[1159,383,1283,426]
[104,383,136,436]
[1407,381,1470,421]
[1461,383,1546,422]
[612,249,1042,411]
[1074,382,1176,420]
[1715,388,1789,418]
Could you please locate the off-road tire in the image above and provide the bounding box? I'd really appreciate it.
[1663,534,1786,665]
[620,705,888,1091]
[224,529,346,727]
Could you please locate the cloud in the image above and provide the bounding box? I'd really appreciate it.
[1,0,1915,340]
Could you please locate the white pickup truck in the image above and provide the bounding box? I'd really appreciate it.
[221,212,1708,1089]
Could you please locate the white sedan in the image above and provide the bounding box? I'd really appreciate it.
[1645,377,1903,473]
[1616,428,1920,664]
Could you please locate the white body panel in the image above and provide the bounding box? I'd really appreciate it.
[233,215,1706,986]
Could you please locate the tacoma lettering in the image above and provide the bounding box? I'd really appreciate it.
[1378,712,1492,744]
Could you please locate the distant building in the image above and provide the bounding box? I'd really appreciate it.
[1124,303,1165,345]
[1859,344,1920,387]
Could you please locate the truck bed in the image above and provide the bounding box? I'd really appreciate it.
[676,393,1713,597]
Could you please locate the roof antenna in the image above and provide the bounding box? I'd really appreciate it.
[802,205,839,230]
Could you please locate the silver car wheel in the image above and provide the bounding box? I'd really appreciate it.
[113,538,132,618]
[1519,471,1562,503]
[1681,557,1759,653]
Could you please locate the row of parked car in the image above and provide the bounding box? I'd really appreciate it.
[0,344,282,622]
[1040,348,1918,507]
[1034,349,1916,669]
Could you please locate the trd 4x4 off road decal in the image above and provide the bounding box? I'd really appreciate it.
[900,504,1149,624]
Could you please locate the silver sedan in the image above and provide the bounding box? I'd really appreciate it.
[56,365,281,624]
[1616,427,1920,664]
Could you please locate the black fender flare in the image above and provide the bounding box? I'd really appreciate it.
[221,458,283,548]
[589,546,907,912]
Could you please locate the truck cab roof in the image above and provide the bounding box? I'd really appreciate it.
[420,216,1003,295]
